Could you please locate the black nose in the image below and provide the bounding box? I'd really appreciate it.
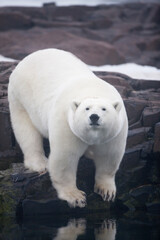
[90,114,100,123]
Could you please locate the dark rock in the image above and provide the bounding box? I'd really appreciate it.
[0,162,110,217]
[124,99,147,125]
[129,80,160,91]
[97,74,132,98]
[145,4,160,25]
[0,3,160,67]
[0,112,12,151]
[0,62,21,162]
[137,51,160,69]
[116,156,147,195]
[146,202,160,214]
[127,127,151,149]
[130,184,154,202]
[0,165,22,215]
[153,122,160,153]
[11,173,26,182]
[0,11,34,31]
[142,107,160,127]
[43,5,92,22]
[0,27,125,65]
[87,17,112,30]
[129,89,160,104]
[129,184,160,212]
[0,6,46,21]
[140,140,154,159]
[98,74,132,89]
[146,36,160,51]
[121,147,141,171]
[129,121,142,130]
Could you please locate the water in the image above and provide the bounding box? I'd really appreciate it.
[0,212,159,240]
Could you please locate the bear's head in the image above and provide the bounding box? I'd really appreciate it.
[68,98,124,145]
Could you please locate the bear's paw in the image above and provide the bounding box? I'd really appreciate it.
[94,178,116,202]
[24,155,47,173]
[58,188,87,208]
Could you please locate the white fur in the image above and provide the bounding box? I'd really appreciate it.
[8,48,128,207]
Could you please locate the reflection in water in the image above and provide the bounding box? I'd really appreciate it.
[53,218,116,240]
[95,220,116,240]
[53,219,86,240]
[0,213,160,240]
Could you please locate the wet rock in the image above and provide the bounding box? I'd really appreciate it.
[0,166,22,215]
[146,202,160,214]
[129,184,160,211]
[0,162,110,217]
[130,184,154,202]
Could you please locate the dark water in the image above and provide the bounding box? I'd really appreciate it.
[0,212,160,240]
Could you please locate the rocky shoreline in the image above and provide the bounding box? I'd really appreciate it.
[0,61,160,217]
[0,2,160,218]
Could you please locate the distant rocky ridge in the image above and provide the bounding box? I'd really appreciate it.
[0,2,160,218]
[0,3,160,66]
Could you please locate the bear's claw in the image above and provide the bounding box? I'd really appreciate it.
[75,199,86,207]
[68,199,86,208]
[94,183,116,202]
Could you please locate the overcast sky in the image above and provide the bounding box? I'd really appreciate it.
[0,0,160,7]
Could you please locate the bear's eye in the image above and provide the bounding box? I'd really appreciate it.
[86,107,90,111]
[102,108,106,111]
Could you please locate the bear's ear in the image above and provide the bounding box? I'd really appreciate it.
[113,101,122,112]
[71,100,81,111]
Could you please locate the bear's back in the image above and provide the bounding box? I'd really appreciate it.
[10,49,94,90]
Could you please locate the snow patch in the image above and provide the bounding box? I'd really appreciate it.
[89,63,160,81]
[0,54,159,81]
[0,55,17,62]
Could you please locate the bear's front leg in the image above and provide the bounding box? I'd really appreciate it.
[91,131,126,202]
[48,134,88,208]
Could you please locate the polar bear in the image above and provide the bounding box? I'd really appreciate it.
[8,49,128,208]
